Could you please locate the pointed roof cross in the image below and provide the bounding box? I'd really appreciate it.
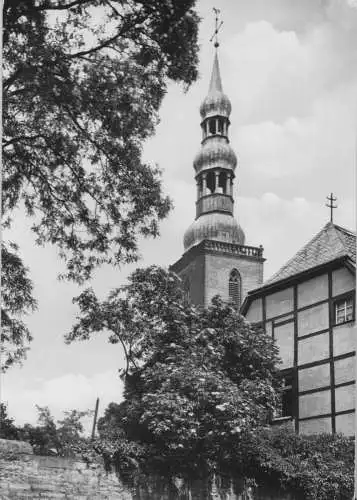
[209,7,223,49]
[325,193,337,223]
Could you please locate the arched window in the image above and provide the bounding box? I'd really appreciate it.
[229,269,242,309]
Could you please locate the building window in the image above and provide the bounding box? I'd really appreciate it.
[274,370,294,419]
[281,372,293,417]
[334,295,354,325]
[183,277,190,303]
[229,269,242,309]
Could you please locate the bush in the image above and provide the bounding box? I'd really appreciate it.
[233,425,354,500]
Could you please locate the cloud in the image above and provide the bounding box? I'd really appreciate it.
[5,0,356,432]
[236,82,355,185]
[239,193,355,280]
[347,0,357,8]
[222,11,357,125]
[3,371,123,431]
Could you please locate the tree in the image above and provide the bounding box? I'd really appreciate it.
[0,403,20,440]
[233,425,354,500]
[1,243,37,371]
[18,405,92,457]
[2,0,200,366]
[67,266,281,483]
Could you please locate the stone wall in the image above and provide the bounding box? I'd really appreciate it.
[0,439,298,499]
[0,439,131,499]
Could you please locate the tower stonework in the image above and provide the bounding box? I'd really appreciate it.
[171,50,264,308]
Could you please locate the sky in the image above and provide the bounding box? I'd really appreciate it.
[2,0,357,431]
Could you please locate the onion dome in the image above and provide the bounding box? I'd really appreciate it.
[200,52,232,119]
[184,212,245,251]
[194,136,237,173]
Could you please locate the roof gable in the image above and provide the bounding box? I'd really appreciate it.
[264,222,356,287]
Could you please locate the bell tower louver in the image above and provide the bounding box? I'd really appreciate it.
[171,47,265,308]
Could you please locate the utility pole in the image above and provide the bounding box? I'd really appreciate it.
[91,397,99,441]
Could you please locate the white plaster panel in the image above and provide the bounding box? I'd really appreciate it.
[265,321,272,337]
[332,267,355,297]
[299,363,330,392]
[297,303,329,337]
[335,413,355,436]
[334,357,355,385]
[245,298,262,323]
[265,288,294,319]
[299,417,332,435]
[299,390,331,418]
[274,322,294,369]
[335,384,355,413]
[333,323,356,357]
[297,274,328,309]
[298,332,329,365]
[274,313,294,324]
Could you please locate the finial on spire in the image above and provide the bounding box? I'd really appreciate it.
[209,7,223,49]
[325,192,337,223]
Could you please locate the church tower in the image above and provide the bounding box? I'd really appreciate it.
[171,48,264,308]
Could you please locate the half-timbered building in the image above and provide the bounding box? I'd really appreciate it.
[241,222,356,435]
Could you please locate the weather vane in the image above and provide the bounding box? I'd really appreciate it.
[325,193,337,223]
[209,7,223,48]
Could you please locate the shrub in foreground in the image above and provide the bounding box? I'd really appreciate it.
[234,425,354,500]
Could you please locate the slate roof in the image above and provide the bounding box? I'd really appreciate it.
[264,222,356,287]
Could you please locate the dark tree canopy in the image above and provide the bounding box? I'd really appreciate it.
[3,0,199,282]
[0,403,20,440]
[68,266,281,480]
[1,243,37,371]
[2,0,199,367]
[1,404,94,458]
[18,405,92,457]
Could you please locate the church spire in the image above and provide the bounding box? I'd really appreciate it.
[208,51,223,93]
[183,44,245,251]
[200,50,231,120]
[171,11,264,309]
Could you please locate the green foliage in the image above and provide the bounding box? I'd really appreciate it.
[69,267,355,499]
[234,425,354,500]
[0,403,20,440]
[2,0,199,368]
[17,405,93,458]
[1,243,37,371]
[3,0,199,283]
[69,266,281,482]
